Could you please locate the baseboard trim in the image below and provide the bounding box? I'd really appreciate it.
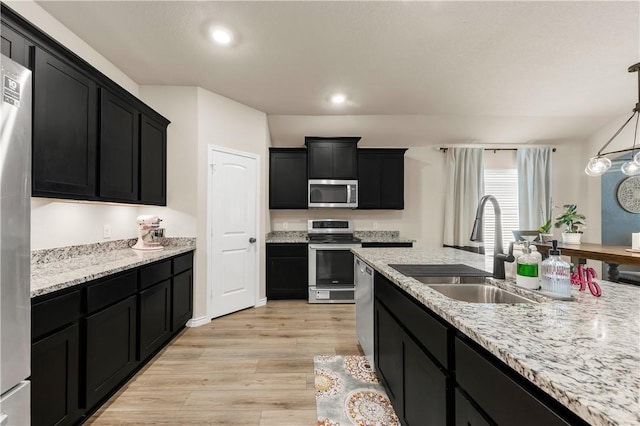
[255,297,267,307]
[186,316,210,327]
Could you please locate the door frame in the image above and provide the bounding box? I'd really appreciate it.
[206,144,261,320]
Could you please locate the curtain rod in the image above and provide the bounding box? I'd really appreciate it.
[439,147,556,153]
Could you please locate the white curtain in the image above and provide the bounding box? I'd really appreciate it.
[516,148,552,230]
[443,148,484,249]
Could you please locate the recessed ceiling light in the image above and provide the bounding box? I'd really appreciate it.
[331,93,347,104]
[212,29,233,45]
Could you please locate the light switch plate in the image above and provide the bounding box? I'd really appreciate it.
[103,224,111,239]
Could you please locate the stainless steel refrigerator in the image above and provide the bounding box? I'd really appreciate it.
[0,54,32,425]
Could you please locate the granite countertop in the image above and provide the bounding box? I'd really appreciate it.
[265,230,414,244]
[31,238,196,298]
[352,247,640,426]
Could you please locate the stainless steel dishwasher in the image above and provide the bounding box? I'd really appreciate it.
[355,257,375,370]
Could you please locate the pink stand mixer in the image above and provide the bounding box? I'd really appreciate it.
[132,215,165,251]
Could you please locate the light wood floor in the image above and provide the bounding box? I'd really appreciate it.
[86,300,362,425]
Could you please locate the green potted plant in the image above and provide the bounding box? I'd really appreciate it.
[554,204,586,244]
[538,218,553,242]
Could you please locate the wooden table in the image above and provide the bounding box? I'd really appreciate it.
[535,242,640,282]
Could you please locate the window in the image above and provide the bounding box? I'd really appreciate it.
[482,168,519,256]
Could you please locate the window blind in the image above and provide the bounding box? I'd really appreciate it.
[483,169,519,256]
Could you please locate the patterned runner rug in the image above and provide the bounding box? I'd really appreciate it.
[314,355,400,426]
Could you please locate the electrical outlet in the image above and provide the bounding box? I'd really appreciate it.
[283,221,288,229]
[103,224,111,239]
[373,221,378,229]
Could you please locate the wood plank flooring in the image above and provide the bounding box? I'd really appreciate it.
[85,300,361,425]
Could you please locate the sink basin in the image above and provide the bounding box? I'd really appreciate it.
[414,276,487,284]
[427,284,536,304]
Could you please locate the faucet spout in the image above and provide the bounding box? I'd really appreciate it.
[469,195,515,279]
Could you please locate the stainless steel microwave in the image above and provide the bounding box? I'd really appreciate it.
[308,179,358,208]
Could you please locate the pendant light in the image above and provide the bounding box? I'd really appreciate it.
[585,62,640,177]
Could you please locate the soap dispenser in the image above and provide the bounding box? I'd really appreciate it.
[516,241,540,290]
[541,240,572,296]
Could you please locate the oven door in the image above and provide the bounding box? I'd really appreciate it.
[308,244,360,287]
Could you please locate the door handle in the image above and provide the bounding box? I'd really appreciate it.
[249,237,256,243]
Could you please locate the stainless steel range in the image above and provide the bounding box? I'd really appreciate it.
[308,219,361,303]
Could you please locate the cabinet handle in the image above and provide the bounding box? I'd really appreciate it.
[0,412,8,426]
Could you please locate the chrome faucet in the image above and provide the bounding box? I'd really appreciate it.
[469,195,515,279]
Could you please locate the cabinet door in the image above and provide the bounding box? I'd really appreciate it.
[172,269,193,331]
[0,23,29,67]
[307,142,333,179]
[85,295,137,409]
[33,47,97,198]
[380,154,405,209]
[139,114,167,205]
[139,280,171,361]
[455,389,494,426]
[267,256,309,299]
[269,149,308,209]
[332,142,358,179]
[404,335,449,426]
[374,300,404,416]
[99,88,139,201]
[357,153,381,209]
[31,323,81,426]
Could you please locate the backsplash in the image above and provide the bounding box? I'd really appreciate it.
[31,237,196,265]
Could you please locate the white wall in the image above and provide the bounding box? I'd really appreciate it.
[9,0,145,250]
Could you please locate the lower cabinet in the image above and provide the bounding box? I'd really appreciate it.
[373,272,589,426]
[31,251,194,425]
[172,269,193,331]
[139,280,171,361]
[31,323,81,426]
[85,295,138,409]
[266,243,308,299]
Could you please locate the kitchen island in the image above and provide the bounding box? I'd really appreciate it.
[353,247,639,426]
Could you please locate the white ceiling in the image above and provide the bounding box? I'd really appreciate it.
[35,1,640,147]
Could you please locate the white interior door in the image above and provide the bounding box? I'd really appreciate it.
[207,146,259,319]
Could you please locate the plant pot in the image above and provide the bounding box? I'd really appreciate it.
[539,233,554,243]
[562,232,582,245]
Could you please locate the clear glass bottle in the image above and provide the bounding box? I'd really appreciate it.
[541,240,572,296]
[516,241,540,290]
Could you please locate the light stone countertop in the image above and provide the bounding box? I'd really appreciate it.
[31,238,196,298]
[352,247,640,426]
[265,230,414,244]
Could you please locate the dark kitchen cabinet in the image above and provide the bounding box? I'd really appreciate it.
[30,252,194,424]
[373,271,589,426]
[269,148,308,209]
[172,269,193,331]
[32,46,98,199]
[455,389,493,426]
[139,280,171,361]
[358,149,407,210]
[403,333,449,425]
[2,5,170,206]
[99,88,139,202]
[140,114,168,205]
[0,22,30,67]
[305,137,359,179]
[85,295,138,409]
[374,300,404,413]
[31,323,81,426]
[266,243,309,299]
[31,290,82,426]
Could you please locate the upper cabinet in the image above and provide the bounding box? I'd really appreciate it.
[358,149,407,210]
[32,46,98,199]
[269,148,308,209]
[305,137,360,179]
[1,5,170,206]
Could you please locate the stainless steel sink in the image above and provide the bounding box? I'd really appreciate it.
[427,284,536,304]
[414,276,487,284]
